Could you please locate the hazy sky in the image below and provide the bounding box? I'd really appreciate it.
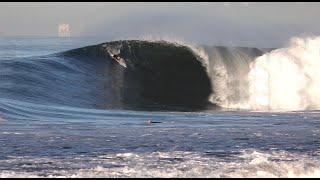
[1,2,320,47]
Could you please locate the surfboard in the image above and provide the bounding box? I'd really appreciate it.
[116,57,127,68]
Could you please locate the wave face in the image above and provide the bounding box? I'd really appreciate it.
[63,40,214,110]
[0,40,215,111]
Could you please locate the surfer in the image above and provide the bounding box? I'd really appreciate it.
[111,54,127,68]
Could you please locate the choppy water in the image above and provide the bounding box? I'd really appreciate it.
[0,37,319,178]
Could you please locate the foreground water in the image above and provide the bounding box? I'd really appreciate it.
[0,37,319,177]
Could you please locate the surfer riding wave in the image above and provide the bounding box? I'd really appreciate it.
[111,53,127,68]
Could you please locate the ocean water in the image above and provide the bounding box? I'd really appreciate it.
[0,37,319,178]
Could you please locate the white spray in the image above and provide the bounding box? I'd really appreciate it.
[247,36,320,111]
[112,35,320,111]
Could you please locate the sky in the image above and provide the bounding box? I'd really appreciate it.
[0,2,320,47]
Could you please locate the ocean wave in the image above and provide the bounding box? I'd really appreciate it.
[2,37,319,112]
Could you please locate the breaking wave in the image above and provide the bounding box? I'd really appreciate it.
[1,36,320,112]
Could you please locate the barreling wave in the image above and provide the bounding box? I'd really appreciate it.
[2,37,319,112]
[62,40,213,110]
